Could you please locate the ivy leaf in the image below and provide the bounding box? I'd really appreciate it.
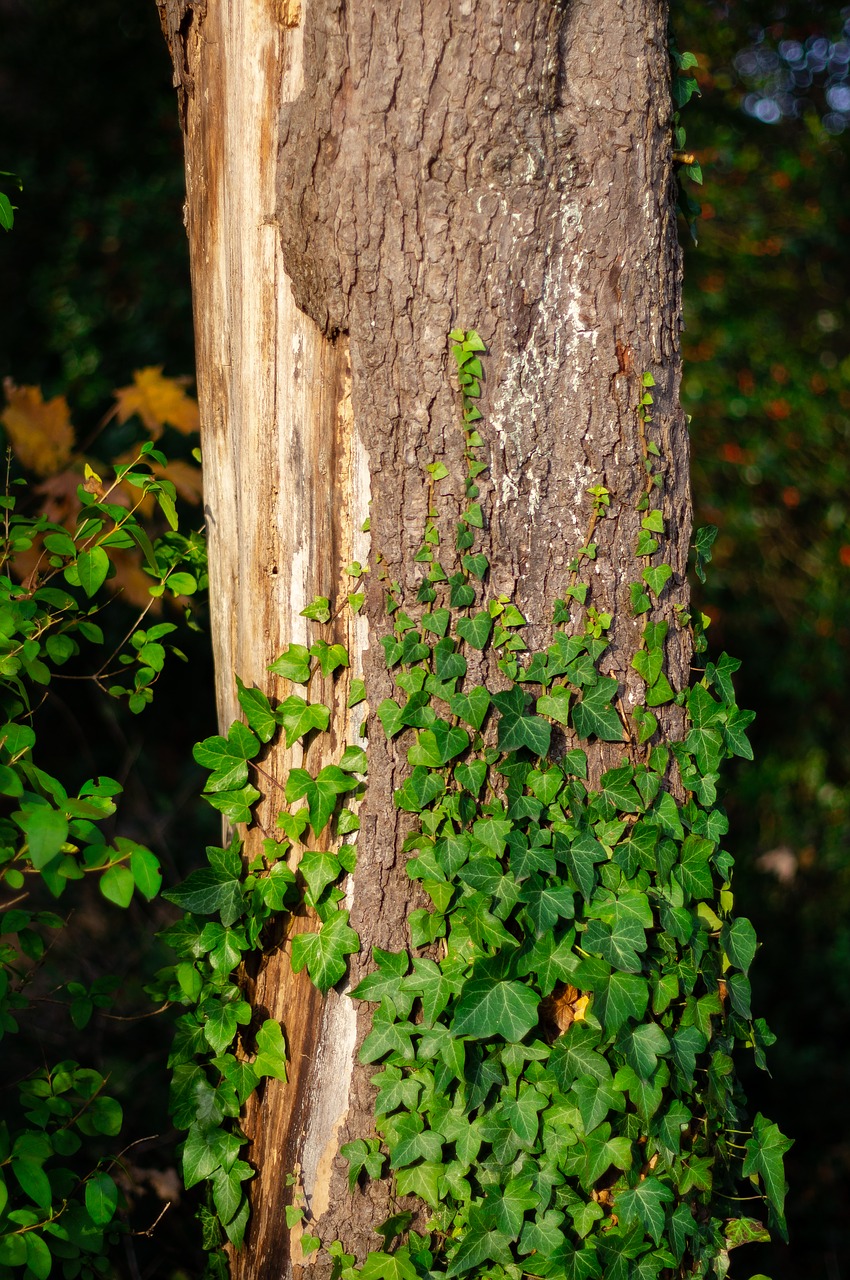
[394,766,446,813]
[483,1176,539,1238]
[549,1023,612,1090]
[615,1177,675,1246]
[642,563,673,598]
[394,1161,445,1208]
[493,686,551,756]
[619,1022,670,1079]
[277,695,331,747]
[536,684,571,726]
[573,1122,633,1191]
[725,706,756,760]
[448,685,491,730]
[456,611,493,650]
[203,785,261,824]
[359,1005,417,1064]
[594,971,649,1036]
[742,1113,793,1226]
[453,970,540,1042]
[378,698,406,738]
[290,911,359,992]
[351,948,411,1012]
[571,677,623,742]
[516,928,578,996]
[519,1208,568,1261]
[721,916,758,973]
[519,874,576,936]
[422,608,451,637]
[268,643,312,683]
[194,722,260,792]
[370,1065,421,1116]
[309,638,350,676]
[202,995,252,1053]
[598,765,641,813]
[340,1139,385,1191]
[234,677,277,743]
[677,833,714,901]
[613,1062,668,1122]
[571,1074,624,1135]
[408,721,470,767]
[358,1249,420,1280]
[285,765,358,834]
[164,867,245,927]
[556,830,607,902]
[401,956,462,1026]
[670,1025,707,1089]
[445,1218,514,1277]
[298,851,342,904]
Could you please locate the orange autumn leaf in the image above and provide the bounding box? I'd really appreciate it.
[1,379,75,477]
[153,458,203,505]
[33,469,84,527]
[111,451,203,518]
[113,367,200,438]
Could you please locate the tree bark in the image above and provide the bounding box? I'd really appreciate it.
[161,0,690,1276]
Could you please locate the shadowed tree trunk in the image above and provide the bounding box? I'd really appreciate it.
[158,0,690,1275]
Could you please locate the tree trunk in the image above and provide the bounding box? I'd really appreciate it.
[159,1,689,1276]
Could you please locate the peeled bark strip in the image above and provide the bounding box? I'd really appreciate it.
[164,0,690,1276]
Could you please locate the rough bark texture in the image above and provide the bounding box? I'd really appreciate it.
[164,0,690,1277]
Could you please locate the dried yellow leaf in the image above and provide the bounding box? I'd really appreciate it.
[1,380,75,477]
[113,367,200,438]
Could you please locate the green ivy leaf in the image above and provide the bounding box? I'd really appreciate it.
[536,684,571,726]
[164,866,245,927]
[571,677,623,742]
[203,785,261,825]
[300,596,331,623]
[358,1247,420,1280]
[394,766,446,813]
[456,611,493,650]
[493,686,551,756]
[448,685,491,730]
[277,696,331,748]
[194,722,260,792]
[309,639,350,676]
[572,1122,633,1192]
[742,1114,793,1226]
[452,970,540,1042]
[348,677,367,707]
[235,677,277,743]
[721,916,758,973]
[615,1176,675,1246]
[285,765,359,834]
[268,643,313,683]
[594,971,649,1036]
[290,911,359,992]
[408,721,470,767]
[254,1019,288,1080]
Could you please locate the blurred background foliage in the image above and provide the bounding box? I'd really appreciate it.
[2,0,850,1275]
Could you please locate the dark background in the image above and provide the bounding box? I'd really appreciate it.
[2,1,849,1276]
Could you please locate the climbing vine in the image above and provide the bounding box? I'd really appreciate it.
[163,328,789,1280]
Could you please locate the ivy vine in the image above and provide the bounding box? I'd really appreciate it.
[162,332,789,1280]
